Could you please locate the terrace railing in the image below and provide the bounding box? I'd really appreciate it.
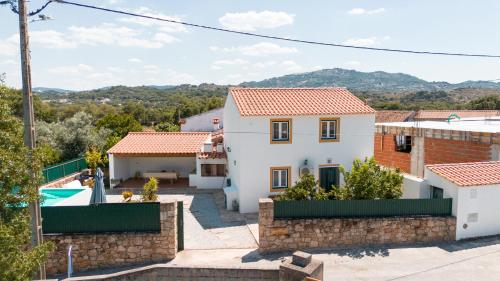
[274,198,453,219]
[41,202,161,234]
[42,157,87,184]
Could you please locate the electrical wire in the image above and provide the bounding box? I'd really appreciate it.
[49,0,500,58]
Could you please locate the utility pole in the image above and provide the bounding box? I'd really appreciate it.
[18,0,46,278]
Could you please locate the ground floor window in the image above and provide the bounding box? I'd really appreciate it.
[270,166,291,191]
[431,186,444,199]
[201,164,226,177]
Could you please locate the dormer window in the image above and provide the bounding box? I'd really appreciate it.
[319,118,340,142]
[270,118,292,144]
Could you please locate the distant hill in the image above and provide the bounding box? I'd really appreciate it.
[33,87,73,94]
[240,68,500,92]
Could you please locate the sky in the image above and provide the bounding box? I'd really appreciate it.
[1,0,500,90]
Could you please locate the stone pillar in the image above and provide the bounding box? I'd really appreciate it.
[258,198,274,251]
[160,200,178,260]
[279,251,324,281]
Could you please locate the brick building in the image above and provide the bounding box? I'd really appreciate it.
[374,118,500,177]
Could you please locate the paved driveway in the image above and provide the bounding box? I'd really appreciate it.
[106,189,258,250]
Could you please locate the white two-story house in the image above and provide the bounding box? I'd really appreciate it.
[223,87,376,213]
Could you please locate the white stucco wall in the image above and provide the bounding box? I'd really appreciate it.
[181,108,224,132]
[425,168,500,240]
[224,94,375,213]
[401,173,430,199]
[109,156,196,181]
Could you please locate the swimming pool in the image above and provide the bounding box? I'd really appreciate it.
[41,188,85,206]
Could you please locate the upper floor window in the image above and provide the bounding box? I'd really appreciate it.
[270,119,292,144]
[395,135,412,153]
[319,118,339,142]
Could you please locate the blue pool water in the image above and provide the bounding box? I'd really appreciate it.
[40,189,84,206]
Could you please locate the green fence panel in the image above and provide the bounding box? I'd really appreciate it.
[41,202,161,234]
[274,198,452,219]
[42,157,87,184]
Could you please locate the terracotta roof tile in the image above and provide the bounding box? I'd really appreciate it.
[108,132,210,156]
[229,87,375,116]
[415,110,499,120]
[426,161,500,187]
[375,111,415,123]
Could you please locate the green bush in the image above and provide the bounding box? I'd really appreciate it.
[333,157,403,200]
[277,174,334,201]
[141,177,158,202]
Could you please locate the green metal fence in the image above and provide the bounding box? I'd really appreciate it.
[42,157,87,184]
[41,202,161,234]
[274,198,452,219]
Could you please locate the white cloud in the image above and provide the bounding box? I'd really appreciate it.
[118,7,187,33]
[1,59,16,65]
[143,64,162,74]
[213,59,249,66]
[0,35,18,56]
[106,67,125,73]
[68,23,177,48]
[345,61,361,67]
[219,11,294,31]
[253,61,277,68]
[210,42,298,56]
[348,8,386,15]
[343,36,389,47]
[153,33,178,44]
[30,30,77,49]
[47,64,93,76]
[280,60,303,72]
[128,58,142,63]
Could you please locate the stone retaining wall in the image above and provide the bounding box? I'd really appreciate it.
[259,199,456,253]
[45,201,177,275]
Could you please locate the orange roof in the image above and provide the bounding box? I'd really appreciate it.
[375,111,415,123]
[427,161,500,187]
[108,132,210,156]
[415,110,499,120]
[229,87,375,116]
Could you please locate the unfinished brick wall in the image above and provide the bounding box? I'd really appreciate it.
[424,138,492,165]
[374,133,411,173]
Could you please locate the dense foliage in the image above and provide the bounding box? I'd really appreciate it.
[0,87,53,280]
[277,174,334,201]
[333,157,403,200]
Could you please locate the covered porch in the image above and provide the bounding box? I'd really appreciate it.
[108,132,212,189]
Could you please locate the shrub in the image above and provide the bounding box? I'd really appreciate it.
[333,157,403,200]
[122,191,133,202]
[141,177,158,202]
[277,173,334,201]
[85,147,103,174]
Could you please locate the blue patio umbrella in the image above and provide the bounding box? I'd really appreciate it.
[90,168,107,204]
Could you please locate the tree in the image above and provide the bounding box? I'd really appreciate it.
[0,94,53,280]
[96,113,142,138]
[467,95,500,110]
[277,174,335,201]
[333,157,403,200]
[155,121,180,132]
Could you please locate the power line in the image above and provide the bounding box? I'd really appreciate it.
[47,0,500,59]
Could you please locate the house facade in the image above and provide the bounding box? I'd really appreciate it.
[180,107,223,132]
[224,88,376,213]
[425,161,500,240]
